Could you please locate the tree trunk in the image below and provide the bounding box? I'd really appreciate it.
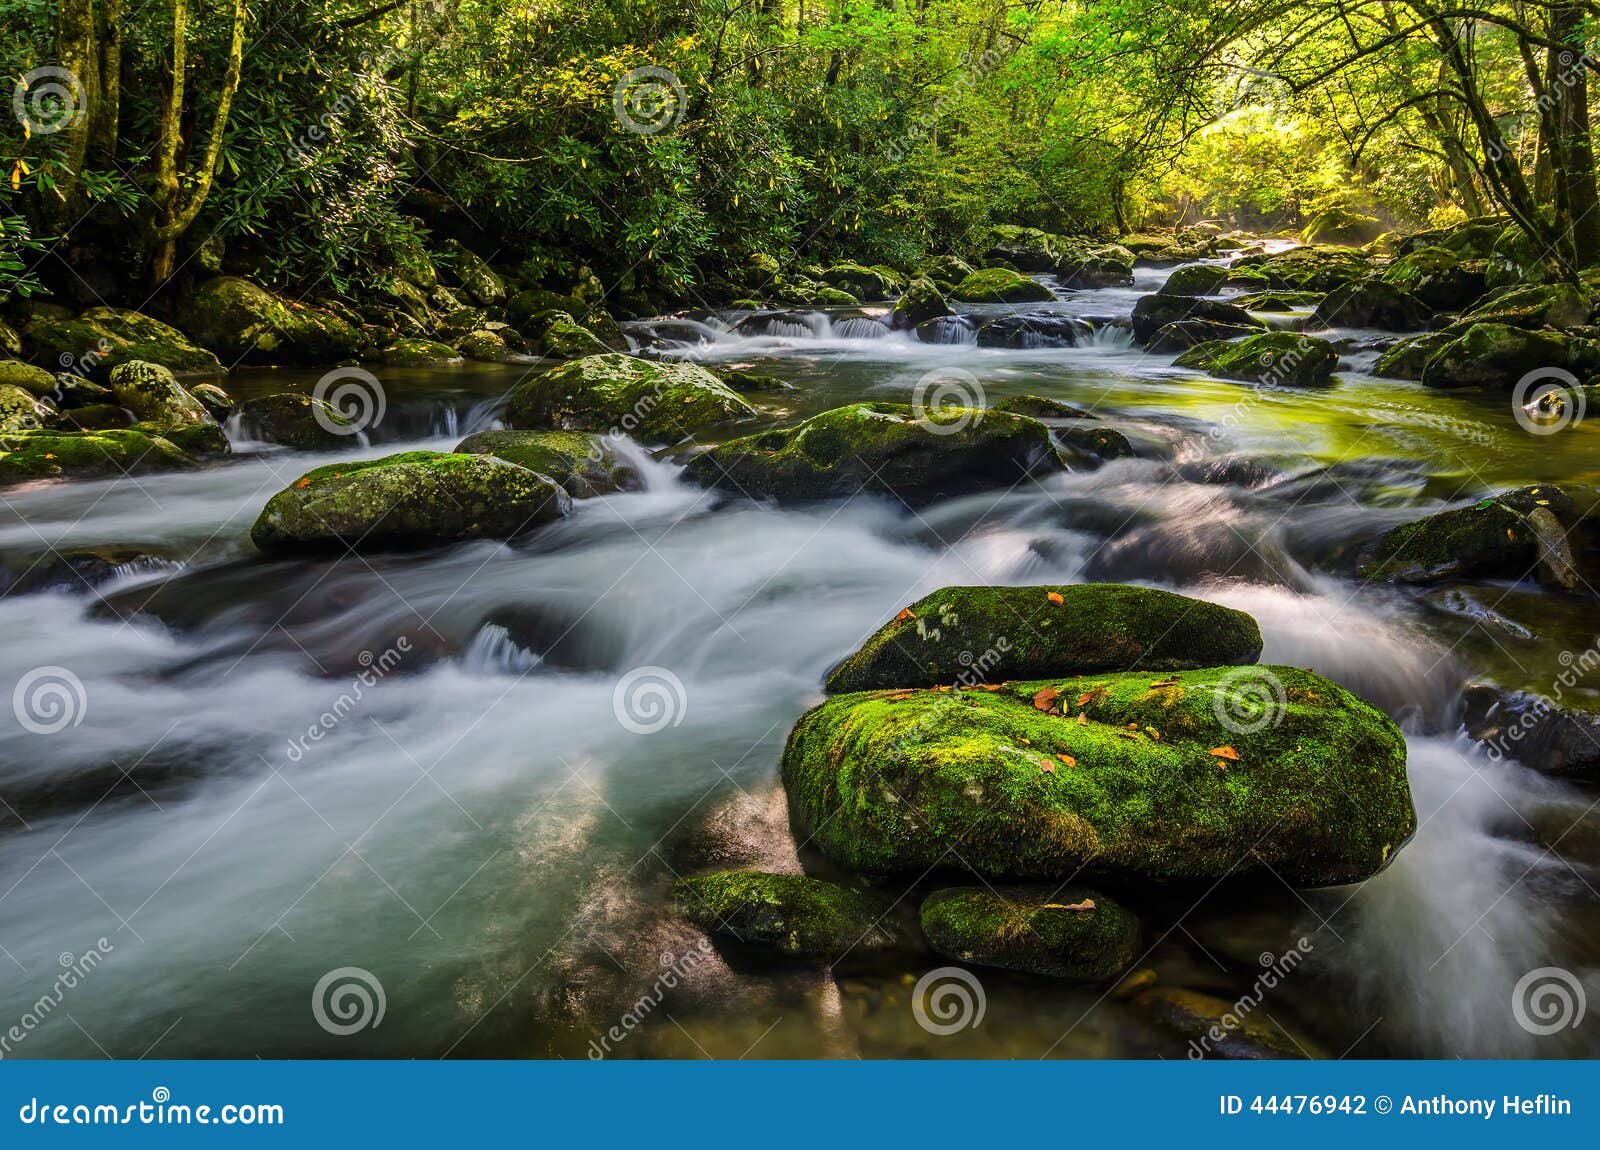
[1547,4,1600,265]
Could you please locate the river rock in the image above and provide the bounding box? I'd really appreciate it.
[981,224,1063,272]
[1159,265,1230,296]
[975,313,1086,348]
[1419,323,1600,388]
[1450,283,1592,331]
[682,402,1064,504]
[1461,684,1600,781]
[991,395,1094,420]
[380,338,462,366]
[454,429,641,497]
[441,240,506,307]
[183,277,360,363]
[1131,295,1264,343]
[1133,987,1321,1059]
[1359,485,1577,586]
[0,359,62,397]
[107,361,229,457]
[781,665,1415,886]
[824,584,1262,692]
[188,382,234,420]
[951,268,1055,303]
[538,317,611,359]
[1147,319,1263,352]
[821,263,894,301]
[673,871,907,963]
[1227,246,1371,292]
[890,277,953,330]
[234,393,356,449]
[1056,240,1135,287]
[0,384,50,434]
[25,307,223,378]
[0,429,194,486]
[1372,331,1454,380]
[1229,290,1323,312]
[250,451,571,553]
[920,886,1140,979]
[919,255,975,287]
[1175,332,1338,386]
[1308,279,1430,331]
[1,546,173,597]
[1380,246,1488,311]
[506,353,755,442]
[458,329,509,362]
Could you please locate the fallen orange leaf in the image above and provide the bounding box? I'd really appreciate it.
[1032,686,1059,712]
[1210,746,1241,761]
[894,607,916,623]
[1058,754,1076,768]
[1039,757,1056,774]
[1046,591,1065,605]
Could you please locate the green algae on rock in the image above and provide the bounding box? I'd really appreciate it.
[1421,323,1600,388]
[683,402,1064,504]
[506,353,755,443]
[672,870,907,963]
[920,885,1140,979]
[1158,265,1230,296]
[0,429,194,487]
[183,277,360,363]
[951,267,1055,303]
[824,584,1262,692]
[0,359,64,397]
[251,451,571,553]
[234,393,356,449]
[0,384,50,434]
[26,307,223,376]
[781,666,1414,887]
[1174,332,1338,386]
[1130,295,1264,343]
[1359,485,1577,587]
[454,429,641,497]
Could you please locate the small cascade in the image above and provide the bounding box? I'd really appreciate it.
[461,623,542,674]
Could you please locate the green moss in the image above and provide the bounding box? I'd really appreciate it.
[781,665,1415,886]
[821,263,894,301]
[951,267,1055,303]
[184,277,360,363]
[1131,295,1264,342]
[1229,245,1371,291]
[1056,241,1136,287]
[1309,279,1430,331]
[0,429,193,486]
[1360,485,1571,584]
[1373,332,1453,381]
[825,584,1262,692]
[1380,246,1487,311]
[921,886,1139,979]
[453,429,639,496]
[27,308,222,376]
[814,286,859,306]
[235,393,355,449]
[250,451,571,553]
[506,353,755,443]
[1420,323,1600,388]
[1175,332,1338,386]
[458,329,509,362]
[991,395,1092,420]
[891,277,952,329]
[1451,283,1591,331]
[0,359,60,396]
[673,870,906,962]
[1158,265,1230,296]
[108,360,215,427]
[684,401,1064,504]
[380,338,462,366]
[539,320,609,359]
[0,384,48,434]
[1229,290,1323,311]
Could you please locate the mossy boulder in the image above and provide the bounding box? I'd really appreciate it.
[1419,323,1600,389]
[251,451,571,554]
[1175,332,1338,386]
[0,358,62,397]
[891,277,953,330]
[454,429,641,497]
[921,886,1140,979]
[975,313,1086,348]
[188,382,234,421]
[1488,221,1557,288]
[951,268,1055,304]
[107,360,212,427]
[1228,246,1371,292]
[1158,265,1230,296]
[673,871,906,964]
[1461,685,1600,781]
[539,319,611,359]
[981,225,1063,272]
[1133,987,1321,1059]
[1380,246,1488,311]
[1451,283,1592,332]
[920,255,975,286]
[0,429,193,487]
[507,288,584,327]
[1372,332,1454,380]
[1299,208,1382,247]
[781,665,1415,886]
[1360,485,1577,587]
[379,338,462,366]
[1055,241,1136,288]
[27,307,222,376]
[824,584,1262,693]
[1130,295,1264,343]
[814,286,859,306]
[0,384,50,434]
[442,241,505,307]
[1309,279,1430,331]
[1231,290,1323,312]
[458,329,509,362]
[183,278,360,363]
[683,402,1065,504]
[991,395,1093,420]
[1147,319,1263,353]
[505,354,755,442]
[821,263,894,301]
[234,393,356,449]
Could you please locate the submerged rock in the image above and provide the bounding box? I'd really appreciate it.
[1133,987,1320,1059]
[921,886,1140,979]
[183,277,360,363]
[1131,295,1264,343]
[1461,684,1600,781]
[454,429,641,497]
[251,451,571,553]
[951,268,1055,304]
[0,429,193,486]
[506,353,755,443]
[782,666,1415,886]
[673,871,907,963]
[233,393,356,449]
[1147,319,1262,352]
[1420,323,1600,388]
[1359,485,1577,587]
[683,402,1065,504]
[824,583,1262,692]
[1174,332,1338,386]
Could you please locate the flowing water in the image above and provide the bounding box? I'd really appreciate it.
[2,258,1597,1060]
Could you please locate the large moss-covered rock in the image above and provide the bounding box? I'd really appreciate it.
[1450,283,1591,332]
[891,277,953,330]
[824,584,1262,693]
[234,393,355,449]
[0,358,62,397]
[1419,323,1600,388]
[1056,240,1135,288]
[683,402,1064,504]
[673,871,906,963]
[27,307,222,376]
[107,360,212,427]
[457,329,509,362]
[821,263,895,301]
[506,353,755,442]
[538,318,610,359]
[1147,319,1263,353]
[1159,265,1230,296]
[0,429,193,487]
[1131,295,1265,343]
[1175,332,1338,386]
[1380,246,1488,311]
[981,224,1063,272]
[184,277,360,363]
[250,451,571,553]
[1359,485,1576,587]
[951,268,1055,303]
[0,384,50,434]
[1299,208,1382,247]
[1488,221,1558,288]
[782,665,1415,886]
[1309,279,1430,331]
[1372,332,1454,380]
[380,338,462,366]
[921,886,1140,979]
[454,429,641,497]
[1228,246,1371,292]
[442,241,505,307]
